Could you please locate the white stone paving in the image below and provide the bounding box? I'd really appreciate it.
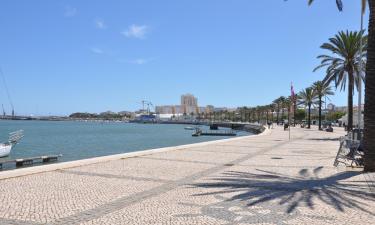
[0,126,374,225]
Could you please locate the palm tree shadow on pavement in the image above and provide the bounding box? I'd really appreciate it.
[192,167,375,215]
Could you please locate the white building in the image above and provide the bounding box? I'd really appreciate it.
[180,94,198,115]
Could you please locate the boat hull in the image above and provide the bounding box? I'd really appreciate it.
[0,144,12,157]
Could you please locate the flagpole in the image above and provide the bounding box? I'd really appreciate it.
[288,106,291,140]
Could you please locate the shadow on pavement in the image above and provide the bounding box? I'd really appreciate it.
[193,167,374,214]
[307,138,340,141]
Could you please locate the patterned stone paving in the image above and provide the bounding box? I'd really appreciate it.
[0,126,374,225]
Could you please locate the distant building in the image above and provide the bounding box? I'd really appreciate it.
[155,105,183,114]
[99,111,116,116]
[327,103,335,112]
[335,106,347,113]
[155,105,173,114]
[181,94,198,115]
[325,104,364,113]
[181,94,198,107]
[353,104,365,113]
[214,107,230,112]
[156,94,220,117]
[205,105,214,114]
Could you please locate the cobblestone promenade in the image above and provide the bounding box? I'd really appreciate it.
[0,126,374,225]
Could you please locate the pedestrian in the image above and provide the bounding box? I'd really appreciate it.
[284,123,289,131]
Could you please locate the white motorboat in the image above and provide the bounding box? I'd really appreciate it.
[0,143,12,158]
[184,126,195,130]
[0,130,23,158]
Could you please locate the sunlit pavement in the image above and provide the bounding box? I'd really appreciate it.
[0,126,374,225]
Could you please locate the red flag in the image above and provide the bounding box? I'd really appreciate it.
[291,82,295,101]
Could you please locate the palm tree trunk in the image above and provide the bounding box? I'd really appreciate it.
[276,105,280,124]
[364,1,375,172]
[308,104,311,129]
[347,71,354,131]
[318,96,322,130]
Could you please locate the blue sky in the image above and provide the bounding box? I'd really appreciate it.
[0,0,369,116]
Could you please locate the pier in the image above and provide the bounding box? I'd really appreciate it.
[0,154,62,170]
[192,128,237,137]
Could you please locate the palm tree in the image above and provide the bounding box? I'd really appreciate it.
[314,30,367,131]
[293,94,298,126]
[279,96,287,123]
[307,0,375,174]
[269,104,275,123]
[264,105,270,124]
[273,97,281,124]
[362,0,375,172]
[298,87,317,129]
[255,106,262,124]
[285,97,292,125]
[308,0,369,13]
[312,81,334,130]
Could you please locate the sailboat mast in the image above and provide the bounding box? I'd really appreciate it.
[2,104,5,117]
[0,67,15,118]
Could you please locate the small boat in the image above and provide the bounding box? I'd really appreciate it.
[184,126,195,130]
[0,144,12,158]
[0,130,23,158]
[192,128,202,137]
[210,124,219,130]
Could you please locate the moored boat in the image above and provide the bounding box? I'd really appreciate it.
[0,143,12,158]
[0,130,24,158]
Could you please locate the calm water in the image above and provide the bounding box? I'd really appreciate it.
[0,120,250,163]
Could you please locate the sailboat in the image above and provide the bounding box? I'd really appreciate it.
[0,130,24,157]
[0,67,23,157]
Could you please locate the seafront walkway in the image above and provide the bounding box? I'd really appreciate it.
[0,126,374,225]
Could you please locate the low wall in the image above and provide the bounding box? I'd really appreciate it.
[211,122,266,134]
[156,121,266,134]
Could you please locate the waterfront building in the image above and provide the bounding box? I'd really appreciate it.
[214,107,234,112]
[180,94,198,115]
[155,105,182,114]
[156,94,218,117]
[327,103,336,111]
[335,106,348,113]
[205,105,215,114]
[326,104,364,113]
[353,104,365,113]
[155,105,174,114]
[181,94,198,107]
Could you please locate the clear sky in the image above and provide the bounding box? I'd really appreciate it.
[0,0,369,116]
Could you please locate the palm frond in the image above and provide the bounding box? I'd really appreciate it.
[336,0,343,11]
[314,30,366,93]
